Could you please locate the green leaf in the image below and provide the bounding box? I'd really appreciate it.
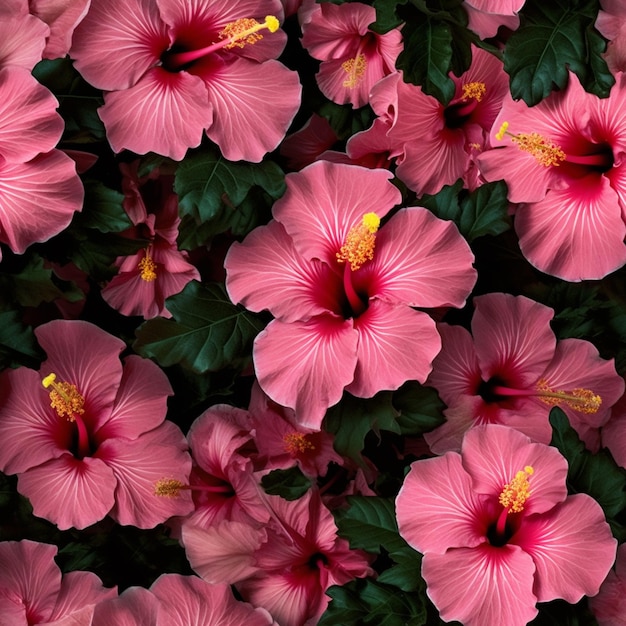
[261,467,313,500]
[8,254,65,307]
[133,281,265,373]
[324,391,400,465]
[318,100,376,141]
[75,181,131,233]
[377,545,425,592]
[371,0,407,33]
[0,311,43,368]
[174,148,285,234]
[392,381,446,435]
[549,407,626,519]
[319,579,427,626]
[504,0,614,106]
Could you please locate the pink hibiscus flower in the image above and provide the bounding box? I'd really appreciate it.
[590,542,626,626]
[300,1,402,108]
[396,424,617,626]
[362,45,508,195]
[425,292,624,453]
[463,0,525,39]
[225,160,477,429]
[478,71,626,280]
[0,539,116,625]
[0,319,193,530]
[596,0,626,74]
[70,0,301,161]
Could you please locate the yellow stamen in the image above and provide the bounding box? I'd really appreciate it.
[499,466,534,513]
[219,15,280,49]
[496,121,565,167]
[342,54,367,88]
[535,379,601,414]
[138,250,157,282]
[336,212,380,271]
[462,81,486,102]
[154,478,185,497]
[283,432,315,456]
[42,372,85,421]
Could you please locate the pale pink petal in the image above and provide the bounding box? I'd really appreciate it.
[465,0,525,12]
[37,320,124,423]
[347,300,440,397]
[471,293,556,387]
[0,540,60,625]
[99,67,213,160]
[253,316,358,430]
[422,545,538,626]
[0,151,83,255]
[225,220,344,322]
[0,13,47,70]
[515,177,626,281]
[396,452,488,555]
[17,455,117,530]
[272,161,400,266]
[71,0,168,91]
[92,587,160,626]
[182,520,266,585]
[99,421,193,528]
[94,355,173,442]
[359,207,477,308]
[200,58,301,163]
[151,573,275,626]
[515,494,617,602]
[465,6,520,39]
[460,425,569,516]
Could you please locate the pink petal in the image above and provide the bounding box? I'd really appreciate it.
[460,424,569,516]
[272,161,400,266]
[515,494,617,602]
[98,67,213,160]
[253,316,358,430]
[471,293,556,388]
[225,220,344,323]
[18,455,117,530]
[422,545,538,626]
[92,587,160,626]
[396,452,488,555]
[347,299,441,397]
[94,355,173,442]
[200,57,301,163]
[360,207,477,308]
[0,13,48,70]
[0,151,83,255]
[70,0,169,91]
[99,421,193,528]
[515,177,626,281]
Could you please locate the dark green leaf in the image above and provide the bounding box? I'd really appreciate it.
[504,0,614,106]
[370,0,408,34]
[9,254,65,307]
[73,181,131,233]
[318,100,376,141]
[377,545,425,592]
[133,281,264,373]
[392,381,446,435]
[261,467,312,500]
[0,311,43,368]
[531,598,601,626]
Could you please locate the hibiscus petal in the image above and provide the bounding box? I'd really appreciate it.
[0,13,48,70]
[92,587,160,626]
[253,316,358,430]
[17,455,117,530]
[515,494,617,602]
[347,300,441,397]
[422,545,538,626]
[99,67,213,161]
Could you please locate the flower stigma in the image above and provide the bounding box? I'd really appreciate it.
[337,212,380,271]
[496,121,565,167]
[138,249,157,282]
[42,373,85,422]
[284,432,316,456]
[220,15,280,48]
[535,379,602,414]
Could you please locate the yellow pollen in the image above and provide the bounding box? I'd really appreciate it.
[499,466,534,513]
[496,121,565,167]
[283,432,315,456]
[219,15,280,49]
[138,250,157,282]
[154,478,185,498]
[42,372,85,422]
[342,53,367,88]
[462,81,486,102]
[336,212,380,271]
[535,379,602,414]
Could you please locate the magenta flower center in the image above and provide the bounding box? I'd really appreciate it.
[162,15,280,72]
[444,81,486,128]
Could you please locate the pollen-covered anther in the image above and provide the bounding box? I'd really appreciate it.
[499,466,534,513]
[342,53,367,88]
[154,478,186,498]
[219,15,280,49]
[42,373,85,421]
[496,122,565,167]
[462,81,486,102]
[337,212,380,271]
[138,250,157,282]
[284,432,315,456]
[535,379,601,414]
